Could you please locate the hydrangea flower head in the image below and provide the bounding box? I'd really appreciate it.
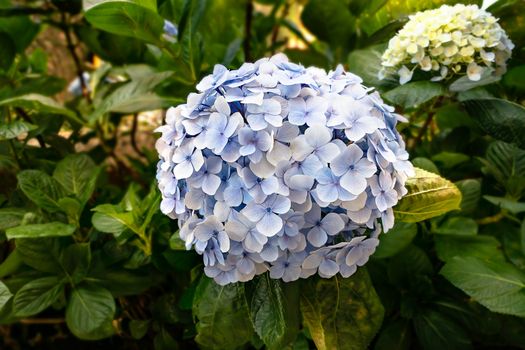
[380,4,514,84]
[156,54,414,285]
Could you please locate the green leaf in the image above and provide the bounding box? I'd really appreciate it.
[0,11,40,53]
[449,68,500,92]
[432,152,470,169]
[0,31,16,70]
[92,204,140,237]
[455,179,481,214]
[435,235,505,263]
[522,220,525,256]
[84,0,164,44]
[483,196,525,214]
[0,281,12,312]
[440,256,525,317]
[463,98,525,149]
[348,45,396,88]
[503,227,525,270]
[413,309,472,350]
[251,276,300,350]
[87,268,158,296]
[0,250,23,278]
[359,0,481,36]
[130,319,151,339]
[88,72,177,122]
[374,319,412,350]
[387,245,433,283]
[0,208,26,231]
[13,276,64,317]
[374,222,417,259]
[66,284,116,340]
[61,243,91,284]
[394,167,462,222]
[301,0,355,50]
[503,65,525,91]
[433,217,478,236]
[0,120,37,141]
[53,154,100,205]
[6,222,76,240]
[384,81,444,108]
[193,277,253,349]
[16,238,63,274]
[17,170,65,212]
[0,94,80,122]
[411,157,440,175]
[300,269,384,350]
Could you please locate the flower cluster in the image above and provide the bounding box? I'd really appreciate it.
[380,4,514,84]
[156,54,414,285]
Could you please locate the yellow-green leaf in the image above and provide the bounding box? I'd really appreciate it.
[394,167,462,222]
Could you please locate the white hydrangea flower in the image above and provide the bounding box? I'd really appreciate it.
[380,4,514,84]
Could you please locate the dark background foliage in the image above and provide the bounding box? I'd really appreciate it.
[0,0,525,349]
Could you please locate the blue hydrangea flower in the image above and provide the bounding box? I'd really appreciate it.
[156,54,414,284]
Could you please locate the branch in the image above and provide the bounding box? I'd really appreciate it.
[243,0,253,62]
[61,12,91,103]
[19,318,65,325]
[15,108,46,148]
[409,96,444,150]
[270,1,290,54]
[131,113,146,158]
[0,8,55,16]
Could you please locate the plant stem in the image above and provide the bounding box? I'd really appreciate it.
[16,107,46,148]
[19,318,65,325]
[131,114,146,158]
[270,0,289,54]
[410,96,444,150]
[8,140,22,169]
[243,0,253,61]
[476,212,505,225]
[61,12,91,103]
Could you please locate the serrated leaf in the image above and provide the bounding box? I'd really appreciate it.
[394,167,462,222]
[384,81,444,108]
[0,120,37,141]
[17,170,65,213]
[193,277,253,349]
[13,276,64,317]
[6,222,76,240]
[300,269,384,350]
[66,284,116,340]
[435,235,505,263]
[463,98,525,149]
[440,256,525,317]
[251,276,300,350]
